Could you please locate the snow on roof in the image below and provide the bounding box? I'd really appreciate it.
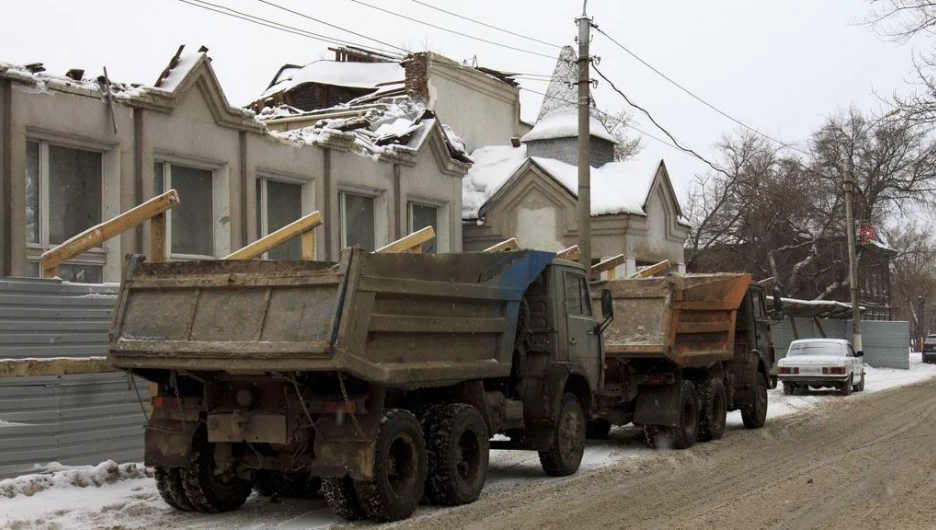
[520,110,617,144]
[462,145,662,219]
[153,49,204,92]
[260,60,405,100]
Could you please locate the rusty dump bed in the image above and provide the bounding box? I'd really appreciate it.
[108,249,555,387]
[593,273,752,367]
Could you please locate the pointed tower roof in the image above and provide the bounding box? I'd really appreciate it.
[522,45,616,144]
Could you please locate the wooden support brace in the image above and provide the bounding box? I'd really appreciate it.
[484,238,519,253]
[0,357,118,379]
[41,189,180,278]
[556,245,581,261]
[628,260,672,279]
[591,254,626,280]
[375,226,435,254]
[225,211,323,260]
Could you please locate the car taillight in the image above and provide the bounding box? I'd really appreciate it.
[779,367,789,374]
[822,367,846,375]
[793,367,799,375]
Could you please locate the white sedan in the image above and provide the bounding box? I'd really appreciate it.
[777,338,865,396]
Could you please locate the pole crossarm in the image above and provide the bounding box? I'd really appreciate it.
[375,226,436,254]
[225,211,323,260]
[41,189,180,278]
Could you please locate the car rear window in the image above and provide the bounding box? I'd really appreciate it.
[788,342,846,357]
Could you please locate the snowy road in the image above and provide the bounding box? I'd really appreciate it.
[2,353,935,530]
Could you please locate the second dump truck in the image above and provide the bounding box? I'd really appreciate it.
[108,248,777,522]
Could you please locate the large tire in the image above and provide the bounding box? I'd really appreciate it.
[154,467,194,511]
[538,393,586,477]
[354,409,427,522]
[783,382,795,395]
[644,380,699,450]
[741,373,768,429]
[255,471,322,499]
[182,429,252,513]
[585,418,613,439]
[698,378,727,442]
[841,375,853,396]
[421,404,489,506]
[323,476,366,521]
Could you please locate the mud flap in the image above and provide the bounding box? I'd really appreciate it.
[524,364,569,427]
[313,384,385,481]
[144,418,199,468]
[634,384,681,427]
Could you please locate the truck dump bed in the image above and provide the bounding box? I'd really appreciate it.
[594,273,752,367]
[108,249,555,387]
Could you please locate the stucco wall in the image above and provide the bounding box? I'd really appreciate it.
[525,136,615,168]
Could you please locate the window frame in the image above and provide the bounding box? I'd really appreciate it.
[25,138,106,277]
[256,175,308,260]
[563,271,592,317]
[407,201,440,254]
[339,190,379,251]
[154,159,219,260]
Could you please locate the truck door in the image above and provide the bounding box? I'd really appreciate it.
[752,290,774,370]
[561,270,601,390]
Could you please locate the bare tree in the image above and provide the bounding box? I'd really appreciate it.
[888,221,936,341]
[597,108,643,162]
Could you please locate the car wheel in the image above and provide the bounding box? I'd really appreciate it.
[840,375,853,396]
[783,382,795,395]
[854,372,865,392]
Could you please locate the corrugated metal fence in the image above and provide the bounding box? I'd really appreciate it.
[0,277,145,479]
[771,317,910,370]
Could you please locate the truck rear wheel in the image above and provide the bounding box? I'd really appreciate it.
[538,393,586,477]
[154,467,194,511]
[644,380,699,450]
[323,476,366,521]
[181,429,252,513]
[353,409,427,522]
[698,378,727,442]
[741,373,768,429]
[422,403,489,506]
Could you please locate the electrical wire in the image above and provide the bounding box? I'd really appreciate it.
[591,65,732,177]
[177,0,404,59]
[593,25,808,156]
[406,0,562,49]
[346,0,557,60]
[256,0,409,54]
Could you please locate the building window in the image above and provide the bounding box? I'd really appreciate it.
[256,178,303,260]
[26,140,104,282]
[408,202,439,254]
[340,192,376,251]
[154,162,215,258]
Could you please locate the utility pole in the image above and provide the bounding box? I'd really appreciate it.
[843,160,863,353]
[576,3,592,268]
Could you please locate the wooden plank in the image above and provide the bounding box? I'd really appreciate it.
[591,254,626,276]
[301,230,316,261]
[226,211,323,260]
[628,260,671,279]
[375,226,435,254]
[484,238,519,253]
[150,212,167,263]
[0,357,118,378]
[41,189,180,277]
[369,315,506,334]
[556,245,580,261]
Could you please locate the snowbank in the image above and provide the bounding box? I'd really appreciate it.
[0,461,149,499]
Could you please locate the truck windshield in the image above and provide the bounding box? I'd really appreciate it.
[788,342,845,357]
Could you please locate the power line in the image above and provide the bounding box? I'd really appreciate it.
[406,0,562,49]
[592,65,732,177]
[256,0,408,53]
[346,0,557,60]
[177,0,404,60]
[593,24,808,156]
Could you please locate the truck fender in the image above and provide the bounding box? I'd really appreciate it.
[144,418,199,468]
[524,364,569,427]
[634,384,681,427]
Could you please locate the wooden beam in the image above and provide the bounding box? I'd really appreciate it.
[591,254,626,279]
[628,260,672,279]
[556,245,581,261]
[0,357,118,378]
[375,226,435,254]
[41,189,180,278]
[150,212,167,263]
[225,211,323,260]
[484,238,519,253]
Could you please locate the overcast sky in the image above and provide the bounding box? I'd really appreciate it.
[1,0,926,199]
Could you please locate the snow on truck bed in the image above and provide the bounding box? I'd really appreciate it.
[2,354,934,530]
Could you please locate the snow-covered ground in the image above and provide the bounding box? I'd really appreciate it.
[3,353,934,530]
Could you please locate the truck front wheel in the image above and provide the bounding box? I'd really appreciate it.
[644,380,699,450]
[181,429,252,513]
[538,393,586,477]
[353,409,427,521]
[698,378,727,442]
[422,403,489,506]
[741,373,768,429]
[154,467,194,511]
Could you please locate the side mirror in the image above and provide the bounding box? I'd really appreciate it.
[856,350,864,358]
[601,289,614,319]
[771,290,784,320]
